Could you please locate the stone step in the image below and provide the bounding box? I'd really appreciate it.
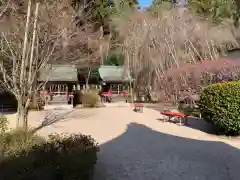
[51,95,68,104]
[104,102,131,107]
[44,104,73,110]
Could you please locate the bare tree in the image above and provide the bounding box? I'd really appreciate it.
[0,0,101,130]
[113,9,238,102]
[0,0,11,18]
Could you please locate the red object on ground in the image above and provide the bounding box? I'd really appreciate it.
[68,92,73,97]
[134,103,144,107]
[160,111,185,118]
[121,90,129,95]
[40,91,49,96]
[103,91,112,96]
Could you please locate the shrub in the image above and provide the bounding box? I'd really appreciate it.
[82,91,100,108]
[0,128,45,157]
[199,81,240,135]
[0,132,99,180]
[73,90,84,107]
[0,115,8,133]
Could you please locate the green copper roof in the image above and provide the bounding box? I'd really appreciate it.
[38,65,78,82]
[98,65,133,82]
[225,49,240,60]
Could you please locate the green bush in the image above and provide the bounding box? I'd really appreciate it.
[0,131,99,180]
[199,81,240,135]
[82,91,100,108]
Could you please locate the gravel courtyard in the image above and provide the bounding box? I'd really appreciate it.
[6,106,240,180]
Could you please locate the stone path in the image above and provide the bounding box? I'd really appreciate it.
[6,107,240,180]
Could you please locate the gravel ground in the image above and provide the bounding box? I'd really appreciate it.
[5,106,240,180]
[94,123,240,180]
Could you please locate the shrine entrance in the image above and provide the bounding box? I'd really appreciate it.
[49,84,69,104]
[38,65,78,107]
[50,84,68,96]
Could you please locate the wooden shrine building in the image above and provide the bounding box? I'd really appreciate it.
[38,64,78,96]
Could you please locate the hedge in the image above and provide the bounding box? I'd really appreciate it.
[199,81,240,135]
[0,130,99,180]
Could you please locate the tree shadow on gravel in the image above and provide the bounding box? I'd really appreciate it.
[94,123,240,180]
[147,104,221,135]
[157,117,218,135]
[32,110,95,133]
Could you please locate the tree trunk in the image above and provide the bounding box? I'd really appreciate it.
[30,81,38,109]
[17,101,28,131]
[85,68,91,90]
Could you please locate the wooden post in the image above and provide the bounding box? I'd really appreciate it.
[66,86,68,102]
[43,84,48,106]
[70,89,73,105]
[57,84,60,95]
[77,84,80,90]
[42,85,45,104]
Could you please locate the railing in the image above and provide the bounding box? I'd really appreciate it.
[0,104,17,113]
[40,91,73,105]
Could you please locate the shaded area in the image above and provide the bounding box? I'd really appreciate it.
[94,123,240,180]
[156,116,217,135]
[0,91,17,113]
[185,117,217,134]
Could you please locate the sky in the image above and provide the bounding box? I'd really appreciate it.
[138,0,152,8]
